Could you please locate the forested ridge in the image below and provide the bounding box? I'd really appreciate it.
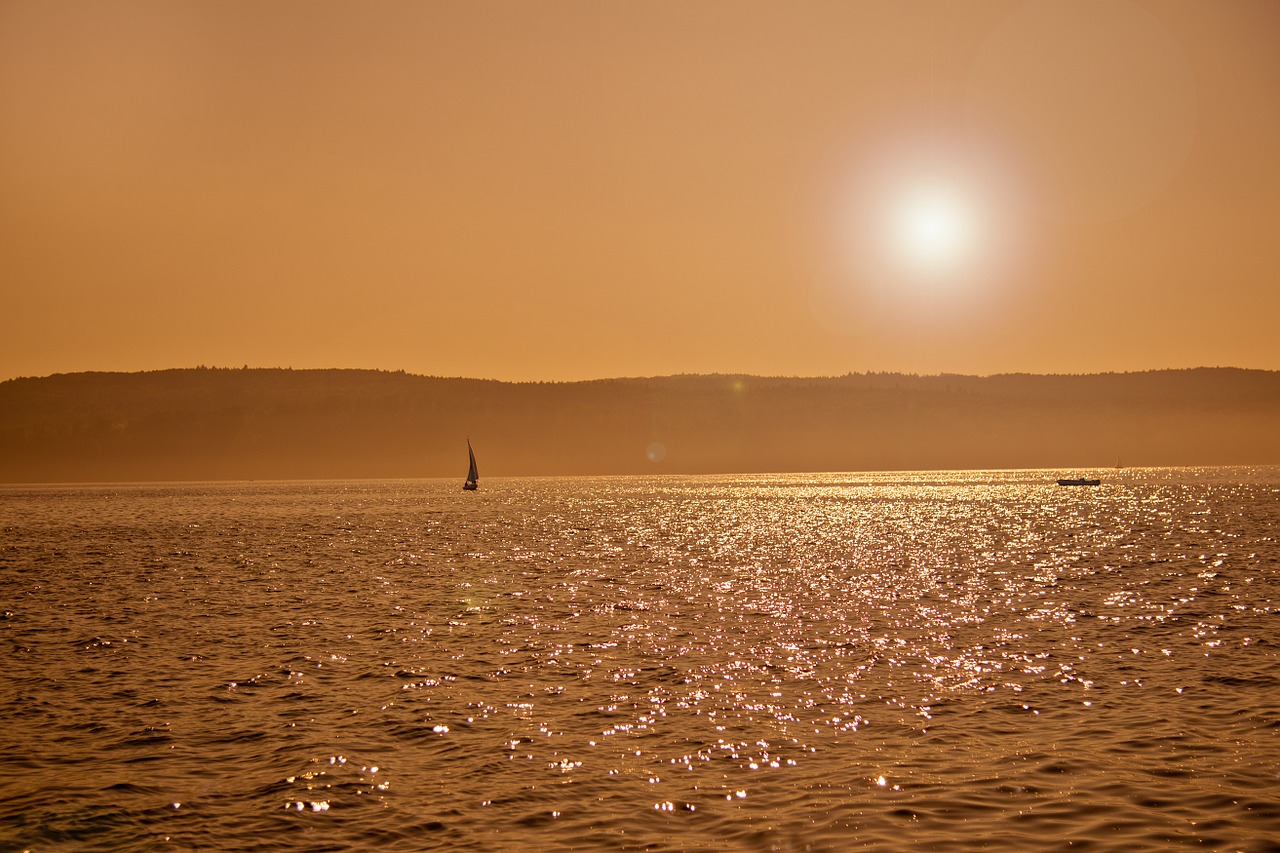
[1,367,1277,482]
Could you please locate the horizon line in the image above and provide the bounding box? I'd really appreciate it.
[3,363,1276,386]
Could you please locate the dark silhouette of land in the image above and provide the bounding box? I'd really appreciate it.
[1,367,1277,483]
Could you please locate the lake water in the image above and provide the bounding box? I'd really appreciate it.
[2,469,1278,851]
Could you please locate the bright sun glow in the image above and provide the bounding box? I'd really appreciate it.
[892,186,974,273]
[828,132,1031,326]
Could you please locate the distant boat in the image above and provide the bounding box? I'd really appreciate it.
[1057,477,1101,486]
[463,439,479,491]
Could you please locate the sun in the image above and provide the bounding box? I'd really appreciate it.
[824,128,1032,327]
[891,184,975,274]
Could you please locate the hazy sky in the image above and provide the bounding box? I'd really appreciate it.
[2,0,1278,382]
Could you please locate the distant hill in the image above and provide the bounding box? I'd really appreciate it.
[1,367,1278,482]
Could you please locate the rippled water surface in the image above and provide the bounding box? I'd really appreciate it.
[2,469,1279,851]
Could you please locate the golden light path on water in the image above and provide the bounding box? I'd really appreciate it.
[1,468,1277,850]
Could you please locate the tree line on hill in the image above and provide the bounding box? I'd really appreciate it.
[0,367,1277,482]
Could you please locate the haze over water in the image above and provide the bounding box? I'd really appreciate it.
[3,468,1278,850]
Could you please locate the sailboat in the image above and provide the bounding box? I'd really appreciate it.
[463,439,479,491]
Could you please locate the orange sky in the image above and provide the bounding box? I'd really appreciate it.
[2,0,1278,382]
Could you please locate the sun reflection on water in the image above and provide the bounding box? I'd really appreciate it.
[2,470,1277,849]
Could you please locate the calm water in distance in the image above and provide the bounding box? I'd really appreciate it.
[2,468,1278,851]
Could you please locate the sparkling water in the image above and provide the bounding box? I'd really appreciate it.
[3,468,1278,850]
